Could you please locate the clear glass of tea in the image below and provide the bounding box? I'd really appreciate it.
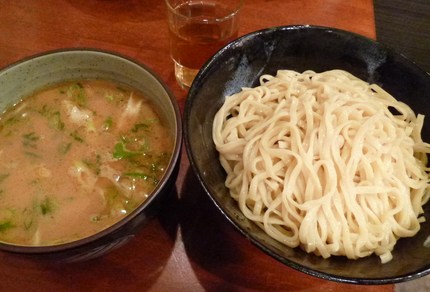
[165,0,242,89]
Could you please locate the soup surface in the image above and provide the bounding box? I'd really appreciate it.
[0,80,172,246]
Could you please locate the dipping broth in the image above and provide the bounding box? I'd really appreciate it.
[0,80,172,246]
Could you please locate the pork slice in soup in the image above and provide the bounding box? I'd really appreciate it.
[0,80,172,246]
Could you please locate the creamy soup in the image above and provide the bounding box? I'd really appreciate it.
[0,80,172,246]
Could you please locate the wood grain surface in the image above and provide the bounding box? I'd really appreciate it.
[374,0,430,73]
[0,1,394,291]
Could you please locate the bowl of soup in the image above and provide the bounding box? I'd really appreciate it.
[184,25,430,284]
[0,49,182,262]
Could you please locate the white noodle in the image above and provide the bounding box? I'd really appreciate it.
[213,69,430,263]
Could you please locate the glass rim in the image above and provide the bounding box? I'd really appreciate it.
[165,0,243,22]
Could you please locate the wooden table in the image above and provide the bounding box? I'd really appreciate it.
[0,1,393,291]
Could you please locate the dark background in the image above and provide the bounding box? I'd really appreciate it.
[374,0,430,73]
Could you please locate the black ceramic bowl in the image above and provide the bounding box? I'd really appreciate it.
[0,49,182,262]
[184,25,430,284]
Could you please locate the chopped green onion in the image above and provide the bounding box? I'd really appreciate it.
[131,119,158,133]
[123,172,150,180]
[103,117,113,131]
[22,132,39,148]
[49,111,65,131]
[67,83,87,107]
[113,142,140,159]
[24,151,41,158]
[39,105,65,131]
[0,220,14,233]
[70,130,84,143]
[58,142,72,155]
[39,197,56,216]
[123,172,159,185]
[82,155,102,175]
[0,174,9,183]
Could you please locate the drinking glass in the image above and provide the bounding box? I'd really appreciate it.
[165,0,242,89]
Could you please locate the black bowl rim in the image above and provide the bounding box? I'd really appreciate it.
[0,48,183,253]
[184,24,430,285]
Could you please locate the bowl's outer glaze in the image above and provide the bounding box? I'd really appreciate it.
[185,25,430,284]
[0,49,182,262]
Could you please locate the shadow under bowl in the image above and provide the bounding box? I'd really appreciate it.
[184,25,430,284]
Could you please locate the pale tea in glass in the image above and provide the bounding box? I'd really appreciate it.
[166,0,242,88]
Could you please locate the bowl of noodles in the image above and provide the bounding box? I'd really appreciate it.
[0,49,182,262]
[184,25,430,284]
